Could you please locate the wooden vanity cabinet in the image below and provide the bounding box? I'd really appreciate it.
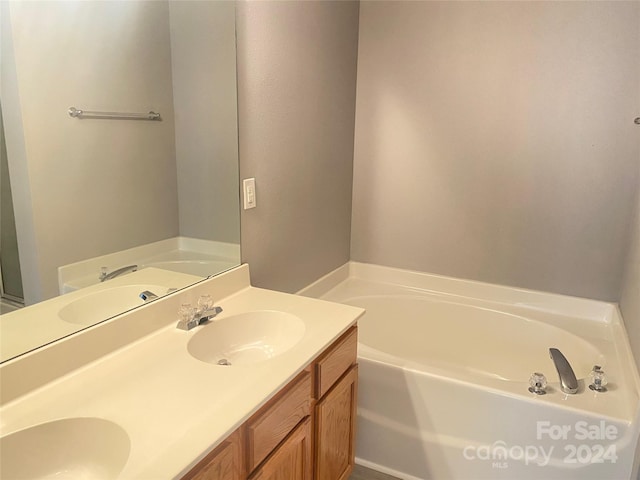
[182,429,243,480]
[313,328,358,480]
[182,326,358,480]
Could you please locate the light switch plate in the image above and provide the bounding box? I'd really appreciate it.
[243,178,256,209]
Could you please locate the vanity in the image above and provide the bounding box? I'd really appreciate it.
[184,326,358,480]
[0,265,364,479]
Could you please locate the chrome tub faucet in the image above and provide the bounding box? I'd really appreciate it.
[99,265,138,282]
[549,348,578,394]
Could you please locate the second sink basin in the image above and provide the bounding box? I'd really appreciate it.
[187,311,306,366]
[0,417,130,479]
[58,284,167,326]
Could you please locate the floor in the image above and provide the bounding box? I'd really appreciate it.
[349,465,401,480]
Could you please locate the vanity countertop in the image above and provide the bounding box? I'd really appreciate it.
[0,265,364,479]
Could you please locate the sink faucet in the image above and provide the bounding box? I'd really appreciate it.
[139,290,158,302]
[176,306,223,331]
[549,348,578,394]
[99,265,138,282]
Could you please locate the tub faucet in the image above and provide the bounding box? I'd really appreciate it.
[99,265,138,282]
[549,348,578,394]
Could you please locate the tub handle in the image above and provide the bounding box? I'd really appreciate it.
[528,372,547,395]
[588,365,608,392]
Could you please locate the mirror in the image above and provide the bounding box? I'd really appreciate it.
[0,0,241,362]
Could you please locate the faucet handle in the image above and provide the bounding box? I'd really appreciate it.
[589,365,608,392]
[176,303,197,330]
[197,294,214,315]
[528,372,547,395]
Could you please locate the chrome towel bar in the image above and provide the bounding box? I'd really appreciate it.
[68,107,161,121]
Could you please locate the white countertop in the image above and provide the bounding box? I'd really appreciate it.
[0,266,364,478]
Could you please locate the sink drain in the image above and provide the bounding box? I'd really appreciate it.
[217,358,232,366]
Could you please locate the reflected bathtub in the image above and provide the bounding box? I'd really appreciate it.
[302,262,640,480]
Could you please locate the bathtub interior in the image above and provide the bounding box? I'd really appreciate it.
[301,262,640,480]
[341,294,605,382]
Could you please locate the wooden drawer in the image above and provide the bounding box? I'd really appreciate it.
[246,369,311,472]
[315,327,357,399]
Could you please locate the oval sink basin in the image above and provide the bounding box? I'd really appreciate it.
[187,311,306,366]
[0,417,130,479]
[59,284,167,325]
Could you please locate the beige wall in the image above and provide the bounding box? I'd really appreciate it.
[351,1,640,300]
[2,1,179,302]
[236,0,359,293]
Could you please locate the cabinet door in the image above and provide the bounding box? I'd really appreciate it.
[249,417,312,480]
[183,430,243,480]
[315,365,358,480]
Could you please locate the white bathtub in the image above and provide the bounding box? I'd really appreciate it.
[58,237,240,293]
[301,262,640,480]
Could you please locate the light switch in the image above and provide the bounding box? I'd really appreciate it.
[243,178,256,209]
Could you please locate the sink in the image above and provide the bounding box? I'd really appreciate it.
[187,311,306,366]
[0,417,130,479]
[58,284,167,325]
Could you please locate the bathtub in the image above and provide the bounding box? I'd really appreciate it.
[300,262,640,480]
[58,237,240,293]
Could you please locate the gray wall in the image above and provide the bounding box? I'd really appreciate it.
[351,1,640,301]
[2,1,179,302]
[621,192,640,371]
[236,0,359,293]
[0,106,23,300]
[169,1,240,244]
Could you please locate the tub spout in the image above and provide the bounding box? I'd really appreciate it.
[549,348,578,394]
[99,265,138,282]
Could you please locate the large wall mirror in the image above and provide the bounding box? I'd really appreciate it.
[0,0,241,362]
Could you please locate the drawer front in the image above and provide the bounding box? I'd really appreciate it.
[248,417,312,480]
[315,327,357,399]
[246,370,311,472]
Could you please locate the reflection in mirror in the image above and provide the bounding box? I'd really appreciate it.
[0,0,241,363]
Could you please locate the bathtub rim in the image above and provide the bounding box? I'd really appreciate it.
[298,261,616,323]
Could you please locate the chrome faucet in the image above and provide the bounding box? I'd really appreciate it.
[99,265,138,282]
[176,306,223,331]
[139,290,158,302]
[549,348,578,394]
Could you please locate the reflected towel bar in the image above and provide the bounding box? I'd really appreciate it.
[68,107,161,121]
